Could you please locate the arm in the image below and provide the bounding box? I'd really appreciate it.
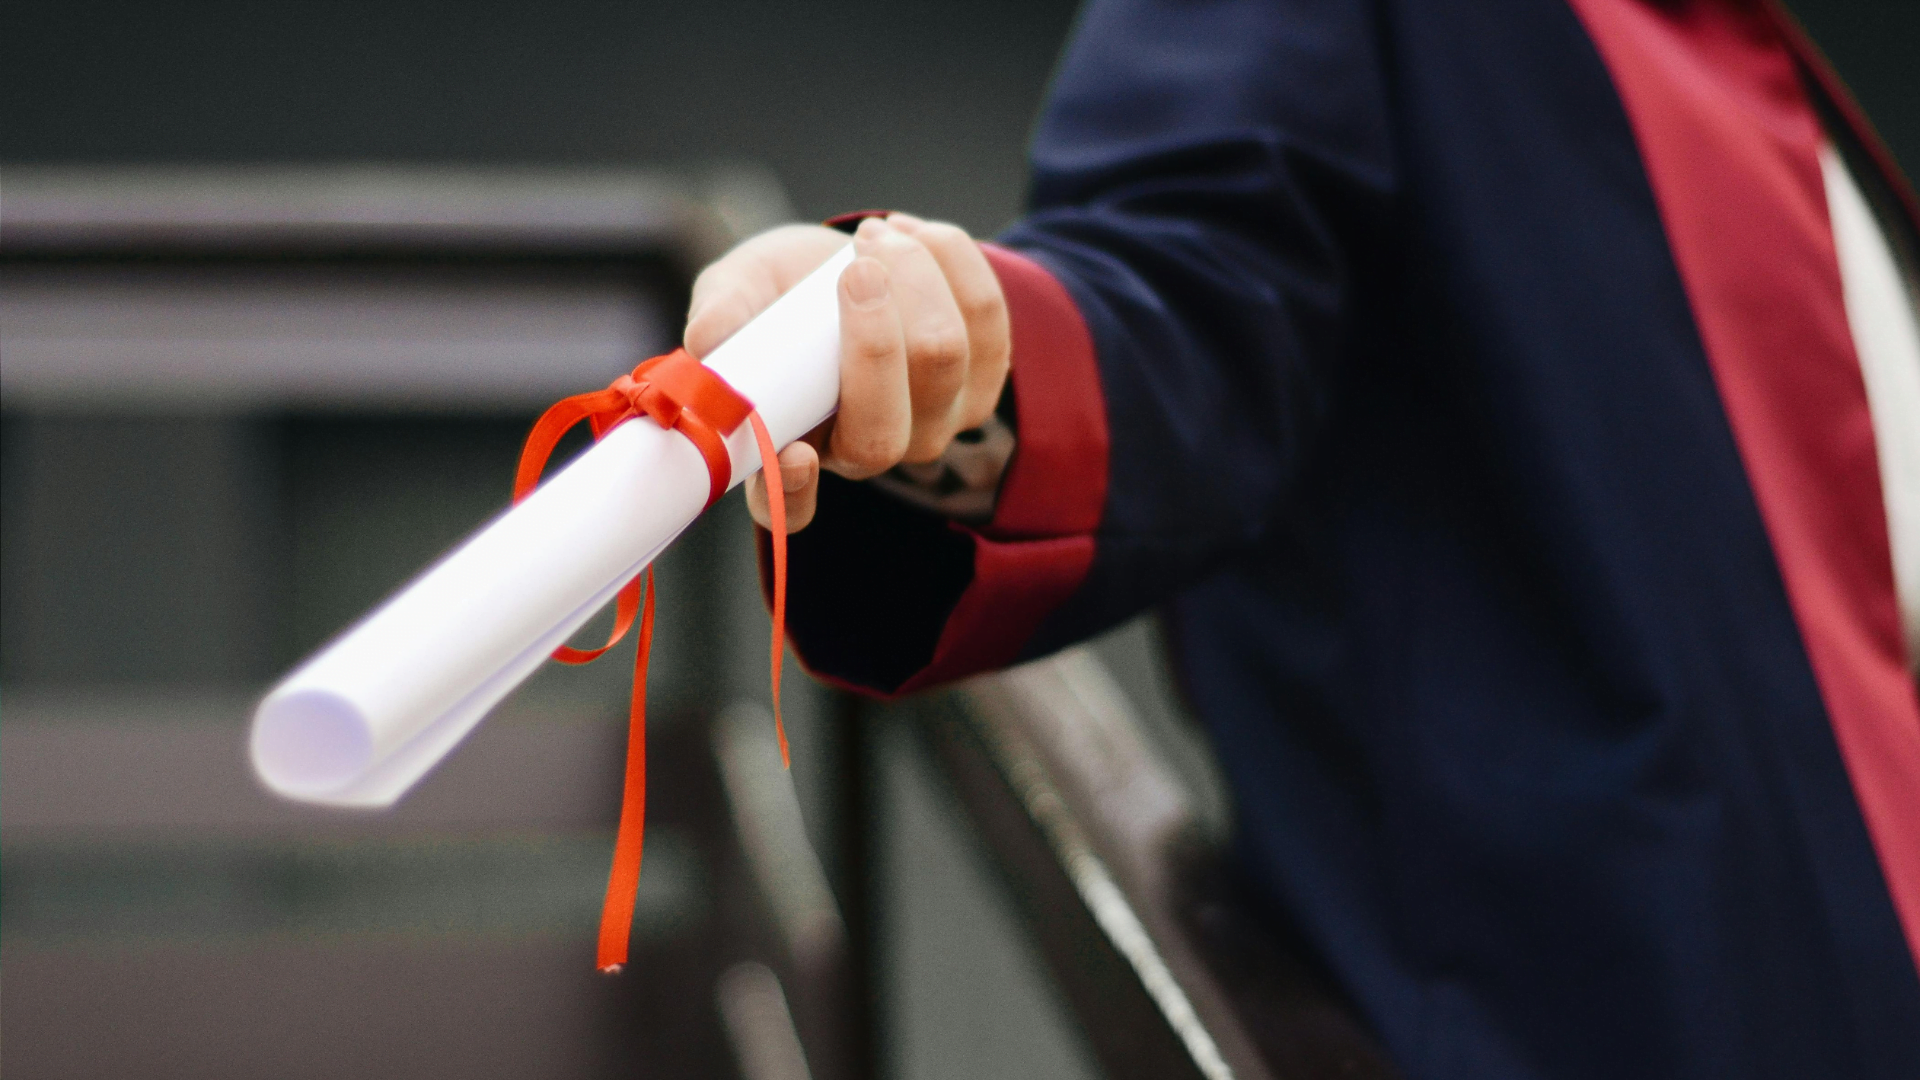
[700,0,1394,694]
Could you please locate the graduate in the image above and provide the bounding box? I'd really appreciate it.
[687,0,1920,1075]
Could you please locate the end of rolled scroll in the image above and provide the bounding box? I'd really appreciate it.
[250,688,376,802]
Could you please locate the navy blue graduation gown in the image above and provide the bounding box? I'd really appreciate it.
[773,1,1920,1075]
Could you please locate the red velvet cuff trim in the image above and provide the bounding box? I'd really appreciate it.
[978,243,1110,540]
[875,245,1109,692]
[890,533,1097,694]
[789,241,1110,697]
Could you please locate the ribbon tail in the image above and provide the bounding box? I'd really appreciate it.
[554,573,641,665]
[527,350,783,974]
[747,412,790,770]
[596,567,656,973]
[514,389,627,503]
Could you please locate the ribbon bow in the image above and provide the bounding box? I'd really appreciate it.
[514,347,789,972]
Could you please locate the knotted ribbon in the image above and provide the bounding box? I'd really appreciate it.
[513,346,789,973]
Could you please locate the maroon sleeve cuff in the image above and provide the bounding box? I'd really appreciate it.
[885,244,1110,692]
[977,244,1110,539]
[763,239,1109,697]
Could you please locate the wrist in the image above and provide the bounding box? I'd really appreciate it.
[867,406,1017,523]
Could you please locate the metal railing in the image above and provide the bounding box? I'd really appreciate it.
[932,646,1399,1080]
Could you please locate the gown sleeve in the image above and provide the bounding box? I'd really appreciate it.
[772,0,1395,695]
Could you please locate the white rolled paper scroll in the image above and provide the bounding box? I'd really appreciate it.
[251,243,856,807]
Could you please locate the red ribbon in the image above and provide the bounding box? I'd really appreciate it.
[513,346,788,973]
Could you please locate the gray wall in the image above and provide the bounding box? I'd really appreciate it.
[0,0,1084,236]
[3,1,1915,238]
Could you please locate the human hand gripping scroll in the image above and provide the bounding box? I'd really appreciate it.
[685,214,1014,532]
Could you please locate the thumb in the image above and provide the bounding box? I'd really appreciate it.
[745,441,820,533]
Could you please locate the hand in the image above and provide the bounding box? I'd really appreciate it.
[683,214,1012,532]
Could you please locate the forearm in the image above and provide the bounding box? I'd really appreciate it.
[765,0,1396,692]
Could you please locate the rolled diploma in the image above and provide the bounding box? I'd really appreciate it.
[251,243,857,807]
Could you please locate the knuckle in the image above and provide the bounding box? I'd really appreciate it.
[957,286,1004,326]
[686,293,745,349]
[958,387,1002,431]
[902,426,955,465]
[840,427,906,475]
[686,287,726,323]
[694,247,755,291]
[753,223,823,256]
[919,221,970,250]
[693,280,745,319]
[688,268,723,309]
[852,326,901,365]
[871,225,920,257]
[981,333,1012,376]
[911,322,969,374]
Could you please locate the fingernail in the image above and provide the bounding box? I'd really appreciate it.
[845,257,889,307]
[855,216,891,240]
[887,211,925,230]
[782,461,811,492]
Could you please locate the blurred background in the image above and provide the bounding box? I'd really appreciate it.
[2,2,1915,1078]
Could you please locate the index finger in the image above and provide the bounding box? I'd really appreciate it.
[685,225,851,358]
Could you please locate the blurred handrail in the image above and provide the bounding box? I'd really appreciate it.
[0,165,794,410]
[940,646,1399,1080]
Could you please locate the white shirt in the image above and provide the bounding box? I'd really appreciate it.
[1823,145,1920,675]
